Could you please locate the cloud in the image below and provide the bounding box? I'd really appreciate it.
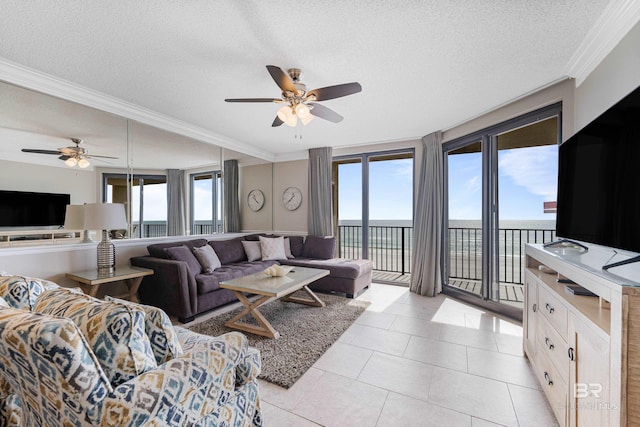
[391,159,414,182]
[499,145,557,199]
[466,175,481,192]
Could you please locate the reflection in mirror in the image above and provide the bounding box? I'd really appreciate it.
[1,80,264,243]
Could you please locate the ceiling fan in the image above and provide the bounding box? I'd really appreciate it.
[225,65,362,127]
[21,138,118,168]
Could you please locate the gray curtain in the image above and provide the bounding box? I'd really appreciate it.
[410,131,444,296]
[166,169,185,236]
[308,147,333,236]
[223,159,240,232]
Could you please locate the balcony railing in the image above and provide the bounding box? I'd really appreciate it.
[131,221,222,238]
[338,225,556,285]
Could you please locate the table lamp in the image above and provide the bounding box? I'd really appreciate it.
[83,203,128,273]
[63,204,94,243]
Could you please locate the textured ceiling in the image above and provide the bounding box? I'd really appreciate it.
[0,0,615,161]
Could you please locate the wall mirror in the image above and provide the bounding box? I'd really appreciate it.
[0,80,259,241]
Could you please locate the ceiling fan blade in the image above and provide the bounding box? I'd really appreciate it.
[307,82,362,101]
[58,155,70,160]
[21,149,61,155]
[309,103,343,123]
[225,98,280,103]
[84,154,119,159]
[266,65,296,93]
[272,116,284,127]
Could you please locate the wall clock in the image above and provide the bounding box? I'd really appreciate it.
[247,189,265,212]
[282,186,303,211]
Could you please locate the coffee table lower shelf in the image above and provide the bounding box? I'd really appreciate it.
[220,267,330,339]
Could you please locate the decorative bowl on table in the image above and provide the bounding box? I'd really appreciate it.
[264,265,293,277]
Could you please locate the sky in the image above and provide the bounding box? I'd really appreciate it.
[448,144,558,221]
[338,158,414,221]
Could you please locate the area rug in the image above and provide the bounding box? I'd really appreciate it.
[188,291,370,388]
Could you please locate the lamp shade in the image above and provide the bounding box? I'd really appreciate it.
[83,203,128,230]
[63,205,85,229]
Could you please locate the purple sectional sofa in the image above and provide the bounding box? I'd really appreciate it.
[130,234,372,323]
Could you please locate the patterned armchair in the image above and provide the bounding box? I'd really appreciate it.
[0,279,262,427]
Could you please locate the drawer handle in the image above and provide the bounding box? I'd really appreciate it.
[568,347,575,361]
[545,337,554,350]
[532,303,537,313]
[544,371,553,386]
[545,303,555,314]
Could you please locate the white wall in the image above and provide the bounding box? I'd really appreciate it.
[0,159,97,204]
[574,20,640,134]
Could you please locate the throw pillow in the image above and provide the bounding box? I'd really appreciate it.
[0,275,56,310]
[106,296,183,365]
[192,244,222,273]
[209,238,247,264]
[242,241,262,262]
[303,235,337,259]
[259,236,287,261]
[284,237,295,259]
[34,288,157,386]
[166,245,203,275]
[0,296,9,308]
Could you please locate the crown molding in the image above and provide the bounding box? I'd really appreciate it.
[0,58,276,162]
[564,0,640,86]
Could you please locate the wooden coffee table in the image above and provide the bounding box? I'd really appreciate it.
[66,266,153,302]
[219,266,330,339]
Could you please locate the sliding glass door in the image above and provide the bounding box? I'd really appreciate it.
[444,105,561,316]
[334,150,414,285]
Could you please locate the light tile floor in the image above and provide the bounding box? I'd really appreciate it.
[258,283,559,427]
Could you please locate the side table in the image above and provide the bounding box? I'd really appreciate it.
[65,266,153,302]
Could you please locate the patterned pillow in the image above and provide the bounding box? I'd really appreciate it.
[259,236,287,261]
[0,275,57,310]
[0,296,9,308]
[34,288,157,386]
[105,296,183,365]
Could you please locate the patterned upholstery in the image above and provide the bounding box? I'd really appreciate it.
[0,281,262,427]
[34,288,158,386]
[0,275,58,310]
[105,296,184,365]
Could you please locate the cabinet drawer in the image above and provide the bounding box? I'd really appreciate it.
[538,285,568,340]
[536,313,570,380]
[534,351,568,427]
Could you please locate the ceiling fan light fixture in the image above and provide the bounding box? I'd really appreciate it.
[295,103,311,119]
[78,157,90,168]
[65,157,78,167]
[277,105,297,127]
[300,114,314,126]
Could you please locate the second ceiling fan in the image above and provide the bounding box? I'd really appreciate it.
[225,65,362,127]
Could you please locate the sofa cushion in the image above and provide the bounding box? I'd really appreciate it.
[302,236,336,259]
[195,260,278,294]
[241,241,262,262]
[288,236,304,258]
[209,238,247,265]
[259,236,287,261]
[34,288,157,386]
[284,237,294,259]
[281,258,373,280]
[192,244,222,273]
[0,275,58,310]
[166,245,203,275]
[105,296,183,365]
[147,238,208,259]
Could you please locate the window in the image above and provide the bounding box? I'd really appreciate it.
[103,173,167,238]
[190,171,223,234]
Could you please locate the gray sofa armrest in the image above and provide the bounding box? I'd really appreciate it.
[130,256,197,321]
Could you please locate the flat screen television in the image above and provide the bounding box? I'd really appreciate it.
[556,84,640,265]
[0,190,70,228]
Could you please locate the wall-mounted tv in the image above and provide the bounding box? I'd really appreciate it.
[0,190,70,227]
[556,85,640,261]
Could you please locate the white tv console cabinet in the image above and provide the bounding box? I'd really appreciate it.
[524,244,640,426]
[0,229,81,247]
